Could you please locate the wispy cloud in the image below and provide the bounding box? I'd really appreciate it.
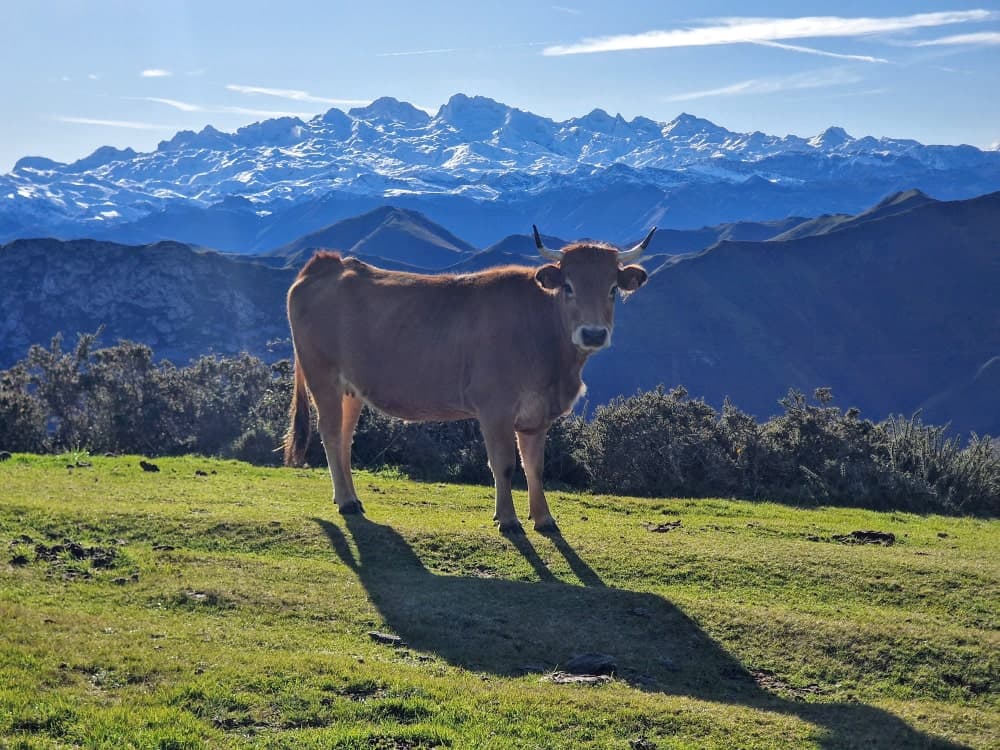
[133,97,205,112]
[134,96,314,119]
[87,73,101,80]
[376,47,467,57]
[552,5,580,14]
[543,10,995,55]
[751,39,888,63]
[141,68,173,78]
[54,116,173,130]
[665,68,862,102]
[914,31,1000,46]
[226,84,368,106]
[376,41,549,57]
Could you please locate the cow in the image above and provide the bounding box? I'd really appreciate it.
[283,225,655,533]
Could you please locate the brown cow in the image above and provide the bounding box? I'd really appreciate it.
[284,226,655,533]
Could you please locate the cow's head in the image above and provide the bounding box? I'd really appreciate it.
[532,226,653,352]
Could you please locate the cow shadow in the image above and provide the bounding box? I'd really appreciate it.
[313,515,968,749]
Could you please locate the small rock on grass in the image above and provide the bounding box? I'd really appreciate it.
[368,631,404,646]
[139,460,160,473]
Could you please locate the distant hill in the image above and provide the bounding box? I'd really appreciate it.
[593,190,1000,436]
[920,357,1000,437]
[2,191,997,436]
[773,189,937,241]
[0,239,295,366]
[273,206,475,270]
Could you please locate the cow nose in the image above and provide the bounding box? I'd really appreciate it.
[580,327,608,348]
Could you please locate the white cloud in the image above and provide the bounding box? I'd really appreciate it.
[226,84,368,106]
[543,10,995,55]
[914,31,1000,46]
[87,73,101,80]
[751,39,888,63]
[552,5,580,14]
[141,69,173,78]
[135,97,205,112]
[375,47,466,57]
[54,116,173,130]
[665,68,862,102]
[132,96,314,119]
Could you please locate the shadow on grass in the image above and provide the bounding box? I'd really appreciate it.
[314,515,968,749]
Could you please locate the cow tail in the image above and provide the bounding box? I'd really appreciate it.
[284,351,311,466]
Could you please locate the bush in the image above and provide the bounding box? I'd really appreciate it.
[0,363,47,452]
[1,335,996,516]
[586,386,736,498]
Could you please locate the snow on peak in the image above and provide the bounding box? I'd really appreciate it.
[663,113,728,138]
[809,126,853,149]
[3,93,996,235]
[348,97,430,126]
[436,94,512,134]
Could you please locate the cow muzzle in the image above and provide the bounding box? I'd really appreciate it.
[574,326,610,351]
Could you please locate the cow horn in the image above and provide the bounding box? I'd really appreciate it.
[533,224,563,262]
[618,227,657,264]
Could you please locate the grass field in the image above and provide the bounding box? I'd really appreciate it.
[0,454,997,749]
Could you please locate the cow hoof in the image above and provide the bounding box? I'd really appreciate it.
[534,518,560,534]
[338,499,365,515]
[497,519,525,535]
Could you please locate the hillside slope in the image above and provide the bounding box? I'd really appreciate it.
[0,239,295,365]
[2,191,997,435]
[593,190,1000,431]
[1,456,995,748]
[273,206,476,269]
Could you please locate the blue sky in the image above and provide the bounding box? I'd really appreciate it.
[1,0,998,171]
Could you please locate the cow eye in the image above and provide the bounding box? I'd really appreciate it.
[562,282,575,297]
[609,284,618,298]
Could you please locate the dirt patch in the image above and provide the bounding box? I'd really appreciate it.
[544,672,613,685]
[10,538,120,576]
[751,669,824,700]
[832,530,896,546]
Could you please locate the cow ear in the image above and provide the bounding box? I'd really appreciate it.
[618,265,648,292]
[535,264,563,290]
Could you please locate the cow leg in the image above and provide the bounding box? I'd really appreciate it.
[517,429,558,533]
[312,382,363,514]
[480,416,523,534]
[340,394,364,509]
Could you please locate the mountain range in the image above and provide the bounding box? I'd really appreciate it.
[4,94,1000,249]
[2,190,997,437]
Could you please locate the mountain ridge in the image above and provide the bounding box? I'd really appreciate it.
[2,190,997,436]
[4,93,1000,248]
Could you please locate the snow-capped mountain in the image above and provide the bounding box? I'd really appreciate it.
[3,93,1000,248]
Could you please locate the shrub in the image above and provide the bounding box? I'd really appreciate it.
[586,386,736,498]
[1,335,996,516]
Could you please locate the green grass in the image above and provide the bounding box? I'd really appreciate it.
[0,454,996,749]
